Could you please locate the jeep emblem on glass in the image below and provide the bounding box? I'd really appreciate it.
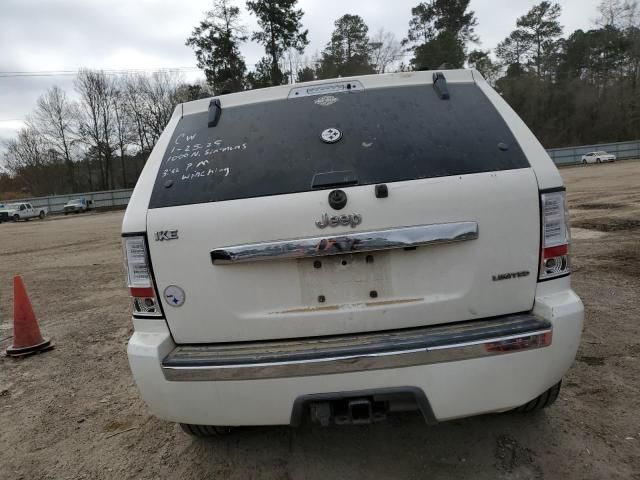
[315,213,362,229]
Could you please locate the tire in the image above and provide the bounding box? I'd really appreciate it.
[596,158,601,163]
[39,211,45,219]
[179,423,233,437]
[513,380,562,413]
[12,214,19,222]
[582,160,587,164]
[64,212,68,215]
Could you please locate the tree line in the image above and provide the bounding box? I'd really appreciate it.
[2,0,639,198]
[1,71,209,197]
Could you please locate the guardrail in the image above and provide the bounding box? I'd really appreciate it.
[2,139,639,211]
[547,139,640,165]
[3,189,134,214]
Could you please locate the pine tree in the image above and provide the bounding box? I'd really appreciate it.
[186,0,247,94]
[317,14,375,79]
[404,0,478,70]
[246,0,309,86]
[516,1,563,77]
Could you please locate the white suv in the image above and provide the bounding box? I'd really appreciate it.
[122,70,583,435]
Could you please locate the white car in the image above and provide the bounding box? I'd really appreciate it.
[0,202,47,223]
[581,151,616,164]
[122,69,583,436]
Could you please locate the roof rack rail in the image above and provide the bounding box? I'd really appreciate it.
[432,72,450,100]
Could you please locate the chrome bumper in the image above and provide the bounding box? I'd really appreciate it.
[161,314,552,381]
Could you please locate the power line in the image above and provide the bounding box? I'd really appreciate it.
[0,53,415,79]
[0,67,202,78]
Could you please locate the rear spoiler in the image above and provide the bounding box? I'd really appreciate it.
[181,70,476,117]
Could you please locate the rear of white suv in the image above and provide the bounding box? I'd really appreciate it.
[123,70,583,433]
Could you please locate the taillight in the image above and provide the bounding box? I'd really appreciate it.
[122,235,162,317]
[484,331,552,352]
[539,190,571,280]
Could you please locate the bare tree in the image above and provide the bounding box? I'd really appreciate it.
[75,69,118,190]
[596,0,639,27]
[138,72,180,145]
[4,69,194,195]
[369,29,402,73]
[112,81,134,188]
[97,74,118,189]
[3,124,52,195]
[122,75,153,157]
[33,86,78,191]
[76,69,105,189]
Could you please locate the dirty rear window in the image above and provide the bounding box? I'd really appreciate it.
[149,83,529,208]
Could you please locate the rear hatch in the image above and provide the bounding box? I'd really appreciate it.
[147,78,540,343]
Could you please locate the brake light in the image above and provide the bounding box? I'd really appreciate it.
[539,190,571,280]
[122,235,162,317]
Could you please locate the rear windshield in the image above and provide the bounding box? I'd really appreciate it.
[149,83,529,208]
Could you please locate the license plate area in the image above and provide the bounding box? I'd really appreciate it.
[297,251,392,306]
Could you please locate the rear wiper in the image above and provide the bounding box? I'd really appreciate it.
[432,72,450,100]
[311,170,358,189]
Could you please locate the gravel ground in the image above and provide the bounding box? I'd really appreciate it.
[1,160,639,479]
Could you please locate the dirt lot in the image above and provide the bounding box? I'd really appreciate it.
[1,161,639,479]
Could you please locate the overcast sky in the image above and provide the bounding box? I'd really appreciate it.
[0,0,603,147]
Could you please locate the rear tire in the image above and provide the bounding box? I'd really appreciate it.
[596,158,601,163]
[12,214,19,222]
[513,380,562,413]
[582,160,587,164]
[39,211,45,219]
[179,423,233,437]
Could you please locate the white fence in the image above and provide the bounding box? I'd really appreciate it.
[3,139,639,212]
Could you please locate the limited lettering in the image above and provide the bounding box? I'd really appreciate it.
[492,271,530,281]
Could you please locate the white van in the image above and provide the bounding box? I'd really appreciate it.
[122,70,583,436]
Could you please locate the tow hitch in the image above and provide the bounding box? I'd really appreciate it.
[310,397,388,426]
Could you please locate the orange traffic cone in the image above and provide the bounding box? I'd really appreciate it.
[6,276,53,357]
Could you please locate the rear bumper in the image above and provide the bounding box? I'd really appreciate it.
[161,314,552,381]
[127,287,583,426]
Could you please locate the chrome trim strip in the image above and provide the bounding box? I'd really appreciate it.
[211,221,478,264]
[161,328,552,382]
